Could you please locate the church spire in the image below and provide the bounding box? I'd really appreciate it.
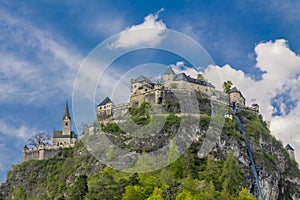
[63,100,71,120]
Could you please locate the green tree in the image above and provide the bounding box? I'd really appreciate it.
[122,185,147,200]
[138,173,161,195]
[168,139,180,164]
[147,187,164,200]
[15,187,27,200]
[158,168,176,187]
[222,81,233,93]
[237,188,256,200]
[220,151,244,196]
[88,169,125,200]
[175,189,193,200]
[197,74,206,81]
[68,174,88,200]
[0,192,4,200]
[198,155,222,190]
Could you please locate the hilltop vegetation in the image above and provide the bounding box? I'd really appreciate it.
[1,100,300,199]
[1,141,257,200]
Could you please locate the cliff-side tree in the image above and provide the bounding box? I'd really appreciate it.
[68,174,88,200]
[197,74,207,82]
[27,132,51,148]
[14,187,27,200]
[222,80,233,93]
[220,151,244,196]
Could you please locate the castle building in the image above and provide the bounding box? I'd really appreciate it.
[228,87,245,107]
[96,97,114,121]
[163,66,215,94]
[129,66,215,108]
[52,101,78,146]
[285,144,295,160]
[22,102,78,162]
[130,75,165,108]
[96,66,256,121]
[250,103,260,114]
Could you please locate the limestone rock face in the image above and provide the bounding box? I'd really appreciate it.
[208,117,300,200]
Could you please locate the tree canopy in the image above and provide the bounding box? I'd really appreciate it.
[222,80,233,93]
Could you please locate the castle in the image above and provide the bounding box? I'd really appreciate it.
[96,66,251,121]
[22,102,78,162]
[21,66,296,162]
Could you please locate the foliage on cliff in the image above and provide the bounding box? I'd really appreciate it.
[1,101,300,199]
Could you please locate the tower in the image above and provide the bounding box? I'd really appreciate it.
[62,101,71,136]
[163,66,176,87]
[285,144,295,160]
[228,87,245,107]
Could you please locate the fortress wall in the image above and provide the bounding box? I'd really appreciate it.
[22,146,62,162]
[22,149,40,162]
[43,148,62,160]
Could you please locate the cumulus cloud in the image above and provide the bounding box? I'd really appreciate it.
[0,8,83,105]
[0,119,40,139]
[108,8,166,49]
[172,39,300,164]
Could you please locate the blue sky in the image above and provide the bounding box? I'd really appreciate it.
[1,0,300,182]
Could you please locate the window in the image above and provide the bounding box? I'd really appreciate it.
[65,122,68,126]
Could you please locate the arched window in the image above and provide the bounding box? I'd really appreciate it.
[65,122,68,126]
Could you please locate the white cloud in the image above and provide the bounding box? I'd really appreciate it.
[173,39,300,164]
[0,119,40,139]
[171,61,199,79]
[0,8,83,105]
[108,8,166,49]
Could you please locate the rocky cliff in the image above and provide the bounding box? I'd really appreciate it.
[0,101,299,200]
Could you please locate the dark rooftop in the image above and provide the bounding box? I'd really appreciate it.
[53,130,77,139]
[228,87,239,93]
[97,96,113,106]
[285,144,294,151]
[174,73,214,88]
[133,75,153,83]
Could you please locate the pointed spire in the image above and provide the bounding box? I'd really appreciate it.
[165,66,175,75]
[63,100,71,120]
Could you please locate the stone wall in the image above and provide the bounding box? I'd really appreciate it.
[22,145,64,162]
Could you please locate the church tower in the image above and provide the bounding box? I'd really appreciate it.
[62,101,71,136]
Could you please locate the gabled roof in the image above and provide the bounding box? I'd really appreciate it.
[63,101,71,120]
[152,78,163,85]
[165,66,175,75]
[285,144,294,151]
[53,130,77,139]
[228,87,239,93]
[132,75,153,84]
[174,73,215,88]
[97,96,113,106]
[228,87,245,98]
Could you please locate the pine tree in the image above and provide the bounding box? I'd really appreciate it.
[146,187,164,200]
[68,174,88,200]
[220,151,244,196]
[237,188,256,200]
[122,185,147,200]
[14,187,27,200]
